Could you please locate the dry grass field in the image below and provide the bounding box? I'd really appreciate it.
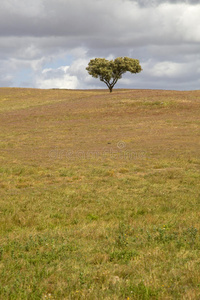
[0,88,200,299]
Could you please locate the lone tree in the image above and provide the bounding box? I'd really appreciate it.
[86,56,142,92]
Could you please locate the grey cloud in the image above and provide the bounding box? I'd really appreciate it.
[0,0,200,90]
[159,0,199,3]
[0,0,199,47]
[0,0,116,37]
[136,0,199,6]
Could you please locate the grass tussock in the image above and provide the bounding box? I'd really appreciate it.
[0,88,200,299]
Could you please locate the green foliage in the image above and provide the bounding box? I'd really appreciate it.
[121,281,159,299]
[86,56,142,92]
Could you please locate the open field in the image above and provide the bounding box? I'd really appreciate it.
[0,88,200,299]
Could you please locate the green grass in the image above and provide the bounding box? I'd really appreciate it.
[0,88,200,299]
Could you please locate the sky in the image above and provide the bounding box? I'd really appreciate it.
[1,0,200,90]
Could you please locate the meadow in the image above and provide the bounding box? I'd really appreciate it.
[0,87,200,299]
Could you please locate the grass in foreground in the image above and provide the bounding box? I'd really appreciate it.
[0,88,200,299]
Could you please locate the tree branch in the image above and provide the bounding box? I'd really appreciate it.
[102,79,111,89]
[110,77,118,88]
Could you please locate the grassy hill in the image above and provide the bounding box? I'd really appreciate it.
[0,88,200,299]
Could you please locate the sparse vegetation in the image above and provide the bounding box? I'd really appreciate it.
[0,88,200,299]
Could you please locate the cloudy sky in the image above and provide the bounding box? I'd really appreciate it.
[1,0,200,90]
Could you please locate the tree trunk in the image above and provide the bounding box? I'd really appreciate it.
[109,87,113,93]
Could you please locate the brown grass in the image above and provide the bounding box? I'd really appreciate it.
[0,88,200,299]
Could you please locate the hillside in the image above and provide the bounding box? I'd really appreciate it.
[0,88,200,299]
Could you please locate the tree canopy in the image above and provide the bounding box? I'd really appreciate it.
[86,56,142,92]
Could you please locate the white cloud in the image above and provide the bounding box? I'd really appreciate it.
[151,61,184,78]
[178,5,200,42]
[36,66,78,89]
